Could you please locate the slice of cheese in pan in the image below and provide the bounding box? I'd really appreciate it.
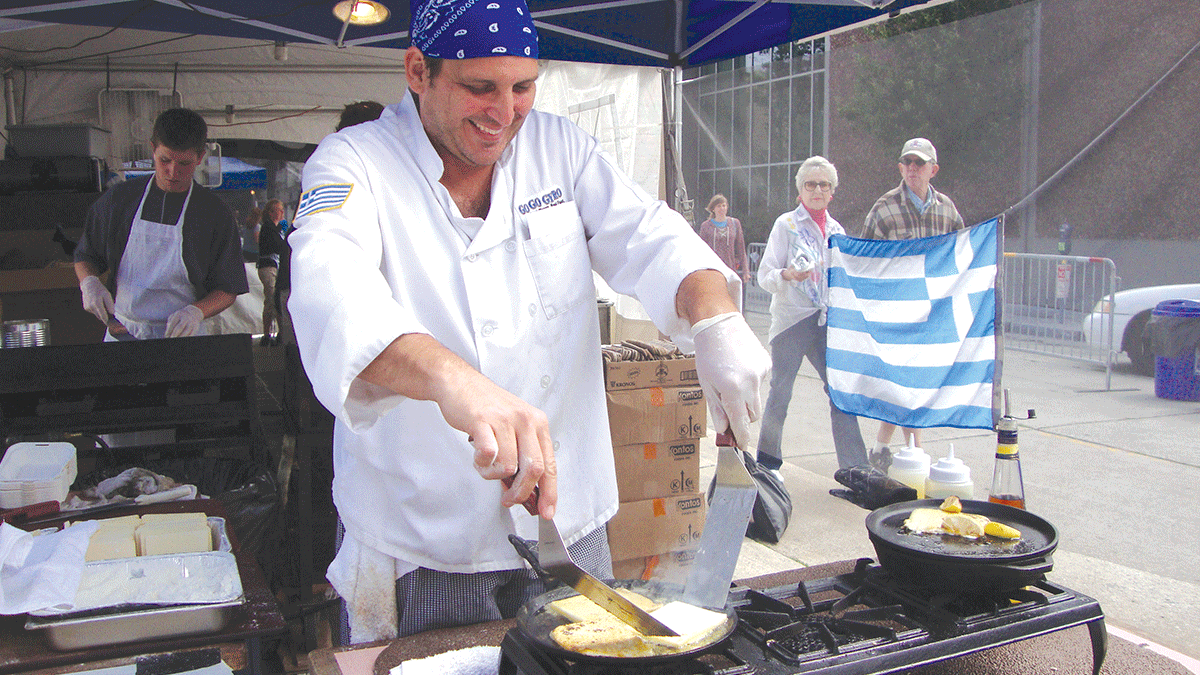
[645,601,729,651]
[85,529,137,561]
[135,520,213,556]
[549,597,727,657]
[903,508,947,534]
[139,512,208,525]
[550,619,656,657]
[547,589,660,623]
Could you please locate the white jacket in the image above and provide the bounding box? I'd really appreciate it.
[757,206,845,343]
[288,93,733,573]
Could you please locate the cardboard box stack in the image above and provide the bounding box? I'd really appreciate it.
[602,339,706,581]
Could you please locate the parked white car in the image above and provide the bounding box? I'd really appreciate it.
[1083,283,1200,375]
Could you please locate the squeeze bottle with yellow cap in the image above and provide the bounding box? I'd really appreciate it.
[887,435,931,499]
[925,444,974,500]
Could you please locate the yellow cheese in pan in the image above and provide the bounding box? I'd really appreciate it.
[547,590,660,623]
[135,520,213,556]
[85,529,138,561]
[549,595,729,657]
[139,512,208,525]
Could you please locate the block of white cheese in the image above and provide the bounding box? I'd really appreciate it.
[84,516,141,561]
[547,589,660,623]
[135,519,213,557]
[139,512,208,525]
[85,528,138,561]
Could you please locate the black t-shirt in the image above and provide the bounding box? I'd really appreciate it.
[74,175,249,298]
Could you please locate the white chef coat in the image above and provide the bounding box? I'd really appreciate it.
[288,93,735,575]
[757,206,846,343]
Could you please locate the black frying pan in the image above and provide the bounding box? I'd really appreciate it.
[515,578,738,664]
[865,499,1059,593]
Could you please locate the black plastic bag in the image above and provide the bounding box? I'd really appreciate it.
[708,446,793,544]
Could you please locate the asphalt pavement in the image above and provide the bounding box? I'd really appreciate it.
[696,309,1200,667]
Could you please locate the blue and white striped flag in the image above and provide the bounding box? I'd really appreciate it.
[825,218,999,430]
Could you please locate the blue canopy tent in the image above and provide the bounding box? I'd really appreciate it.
[124,156,268,191]
[0,0,939,69]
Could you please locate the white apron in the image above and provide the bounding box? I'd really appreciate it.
[110,178,206,341]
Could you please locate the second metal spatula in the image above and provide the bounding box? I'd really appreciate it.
[682,441,758,610]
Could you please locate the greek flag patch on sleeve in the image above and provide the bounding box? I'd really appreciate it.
[296,183,353,220]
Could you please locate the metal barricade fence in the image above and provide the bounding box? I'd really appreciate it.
[745,242,771,315]
[1001,252,1119,390]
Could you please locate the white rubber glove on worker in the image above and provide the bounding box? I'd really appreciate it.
[165,304,204,338]
[79,275,114,324]
[692,311,771,449]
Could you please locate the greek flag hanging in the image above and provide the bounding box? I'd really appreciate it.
[824,218,999,430]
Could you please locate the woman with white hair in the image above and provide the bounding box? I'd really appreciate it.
[756,156,868,478]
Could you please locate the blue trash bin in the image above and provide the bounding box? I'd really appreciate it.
[1151,299,1200,401]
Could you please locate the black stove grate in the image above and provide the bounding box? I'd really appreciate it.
[499,559,1107,675]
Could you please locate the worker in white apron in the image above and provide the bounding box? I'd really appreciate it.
[108,177,206,341]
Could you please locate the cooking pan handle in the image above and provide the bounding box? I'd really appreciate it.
[1003,556,1054,574]
[507,534,559,589]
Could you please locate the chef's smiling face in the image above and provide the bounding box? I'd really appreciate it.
[406,50,539,172]
[152,143,203,193]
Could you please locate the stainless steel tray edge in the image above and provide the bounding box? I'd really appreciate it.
[24,597,243,651]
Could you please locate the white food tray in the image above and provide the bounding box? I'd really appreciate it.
[0,442,77,508]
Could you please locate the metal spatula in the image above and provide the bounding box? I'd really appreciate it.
[682,438,757,610]
[538,517,679,636]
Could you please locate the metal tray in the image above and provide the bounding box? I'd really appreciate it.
[24,598,242,651]
[24,551,244,651]
[30,550,243,617]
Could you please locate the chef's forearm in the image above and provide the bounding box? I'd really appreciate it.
[675,269,739,326]
[359,332,473,402]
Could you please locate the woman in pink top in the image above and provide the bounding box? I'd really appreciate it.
[698,194,750,282]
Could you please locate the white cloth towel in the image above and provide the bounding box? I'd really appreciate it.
[0,521,98,614]
[390,646,500,675]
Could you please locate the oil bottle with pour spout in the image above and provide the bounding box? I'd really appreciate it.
[989,389,1034,510]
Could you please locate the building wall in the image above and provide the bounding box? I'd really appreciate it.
[827,0,1200,276]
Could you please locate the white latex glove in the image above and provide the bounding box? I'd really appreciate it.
[79,275,114,324]
[165,304,204,338]
[692,311,771,449]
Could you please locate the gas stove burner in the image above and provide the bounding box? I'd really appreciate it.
[500,559,1108,675]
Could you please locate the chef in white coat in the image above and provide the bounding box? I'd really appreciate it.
[287,0,770,642]
[74,108,247,341]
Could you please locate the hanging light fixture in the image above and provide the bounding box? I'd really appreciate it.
[333,1,390,48]
[332,1,390,26]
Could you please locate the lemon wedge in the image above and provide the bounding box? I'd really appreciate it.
[984,521,1021,540]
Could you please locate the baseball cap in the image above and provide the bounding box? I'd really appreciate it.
[899,137,937,163]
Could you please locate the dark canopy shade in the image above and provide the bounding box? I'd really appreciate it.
[0,0,938,69]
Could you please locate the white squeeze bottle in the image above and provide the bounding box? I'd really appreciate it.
[925,444,974,500]
[887,435,931,499]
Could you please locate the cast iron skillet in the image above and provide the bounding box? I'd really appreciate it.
[865,499,1059,593]
[515,578,738,664]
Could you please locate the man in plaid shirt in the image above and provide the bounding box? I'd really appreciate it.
[862,137,964,240]
[861,137,965,469]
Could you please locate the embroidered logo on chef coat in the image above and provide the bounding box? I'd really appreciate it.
[516,186,565,215]
[296,183,353,220]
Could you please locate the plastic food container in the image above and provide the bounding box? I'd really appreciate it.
[0,442,77,508]
[25,551,244,650]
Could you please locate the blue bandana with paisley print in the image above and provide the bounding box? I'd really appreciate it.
[410,0,539,59]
